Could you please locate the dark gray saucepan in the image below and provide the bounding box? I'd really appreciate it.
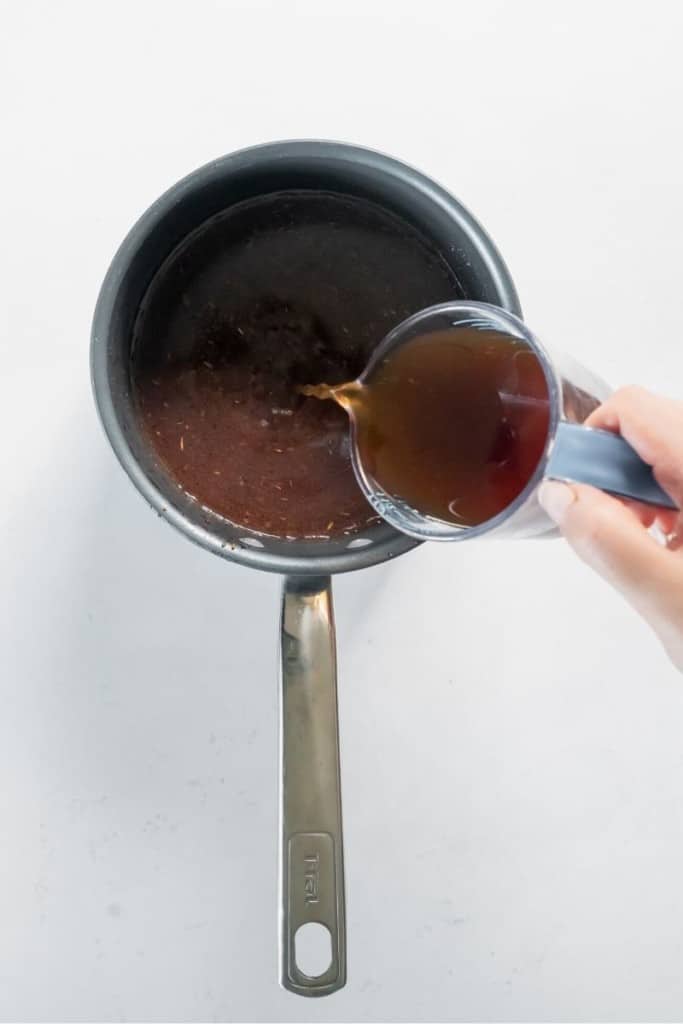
[90,140,521,997]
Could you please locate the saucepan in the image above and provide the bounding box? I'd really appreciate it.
[90,140,520,996]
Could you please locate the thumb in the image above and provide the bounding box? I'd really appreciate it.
[538,480,671,604]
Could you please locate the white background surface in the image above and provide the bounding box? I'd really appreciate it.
[2,1,683,1020]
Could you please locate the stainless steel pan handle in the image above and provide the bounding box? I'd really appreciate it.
[279,575,346,996]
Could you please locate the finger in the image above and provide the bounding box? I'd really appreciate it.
[655,510,681,537]
[538,480,673,602]
[615,497,679,533]
[663,514,683,552]
[616,496,659,528]
[584,387,683,505]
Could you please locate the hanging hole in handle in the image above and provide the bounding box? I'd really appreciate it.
[294,921,333,978]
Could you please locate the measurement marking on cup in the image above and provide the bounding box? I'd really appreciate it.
[303,852,320,905]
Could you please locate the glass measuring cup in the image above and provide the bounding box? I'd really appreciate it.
[337,301,677,541]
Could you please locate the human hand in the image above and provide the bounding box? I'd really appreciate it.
[538,387,683,672]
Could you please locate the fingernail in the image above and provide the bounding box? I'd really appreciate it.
[539,481,576,524]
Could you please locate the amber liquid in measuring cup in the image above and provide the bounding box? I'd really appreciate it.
[303,327,551,528]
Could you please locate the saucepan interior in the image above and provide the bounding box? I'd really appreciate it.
[90,140,520,575]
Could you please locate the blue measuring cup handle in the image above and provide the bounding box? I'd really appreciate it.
[547,421,678,510]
